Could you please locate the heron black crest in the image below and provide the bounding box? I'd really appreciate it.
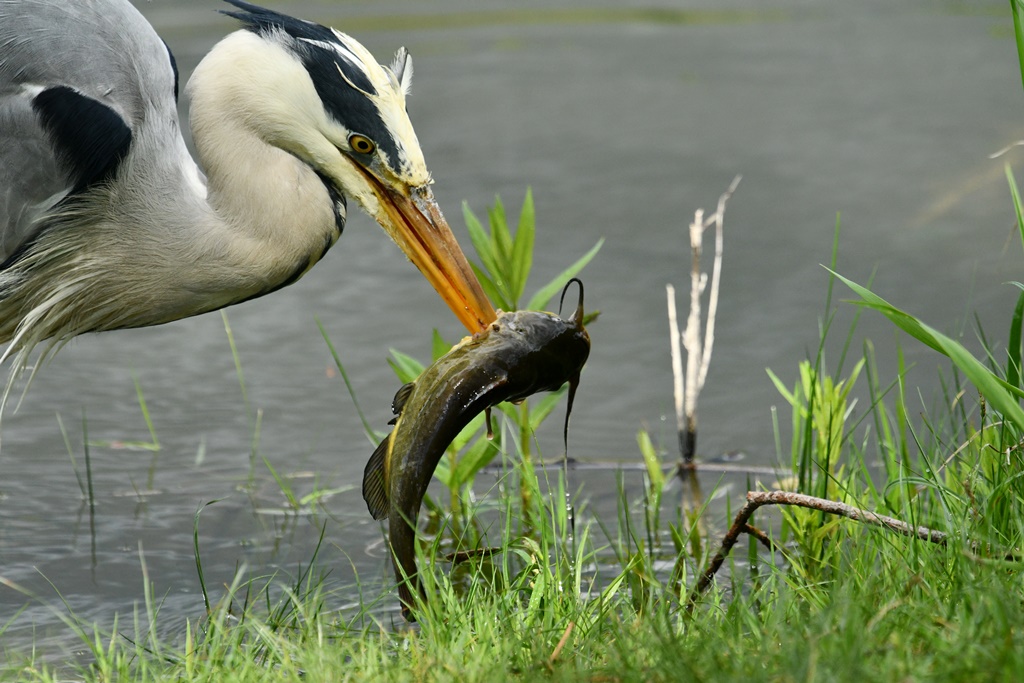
[221,1,411,167]
[222,0,376,95]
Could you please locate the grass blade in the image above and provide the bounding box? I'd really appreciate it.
[317,317,376,444]
[832,269,1024,429]
[1011,0,1024,95]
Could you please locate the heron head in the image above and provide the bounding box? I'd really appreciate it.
[197,1,496,332]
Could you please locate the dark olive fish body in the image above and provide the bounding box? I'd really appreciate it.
[363,286,590,620]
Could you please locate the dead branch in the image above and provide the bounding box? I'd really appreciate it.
[667,175,740,463]
[683,490,955,614]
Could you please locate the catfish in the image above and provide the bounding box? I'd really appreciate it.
[362,279,591,620]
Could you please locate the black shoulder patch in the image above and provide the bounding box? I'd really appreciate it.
[162,38,180,101]
[32,86,132,195]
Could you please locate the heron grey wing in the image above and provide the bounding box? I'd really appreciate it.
[0,0,179,261]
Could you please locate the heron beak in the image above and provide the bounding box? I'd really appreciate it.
[368,178,497,333]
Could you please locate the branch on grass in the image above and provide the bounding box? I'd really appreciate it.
[683,490,963,614]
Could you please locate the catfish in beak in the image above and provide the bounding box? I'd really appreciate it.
[362,278,592,619]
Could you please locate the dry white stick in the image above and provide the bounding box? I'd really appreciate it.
[696,175,740,389]
[682,209,705,435]
[666,284,686,449]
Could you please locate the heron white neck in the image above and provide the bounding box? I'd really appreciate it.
[178,32,344,309]
[187,110,340,289]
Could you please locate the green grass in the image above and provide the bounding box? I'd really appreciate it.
[8,216,1024,681]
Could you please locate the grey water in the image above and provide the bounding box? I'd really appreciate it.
[1,0,1020,662]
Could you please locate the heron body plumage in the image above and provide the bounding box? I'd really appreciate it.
[0,0,496,379]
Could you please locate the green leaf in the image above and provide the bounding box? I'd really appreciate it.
[463,201,491,258]
[529,387,568,431]
[511,188,535,303]
[452,434,501,487]
[1012,0,1024,95]
[450,412,487,453]
[637,429,665,492]
[496,402,520,424]
[1008,290,1024,393]
[488,196,514,269]
[1007,165,1024,260]
[766,367,799,407]
[471,262,513,312]
[526,238,604,312]
[831,270,1024,430]
[463,201,502,282]
[431,329,453,362]
[433,455,453,488]
[387,349,425,385]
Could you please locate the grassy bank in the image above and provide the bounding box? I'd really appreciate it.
[5,331,1024,682]
[4,187,1024,682]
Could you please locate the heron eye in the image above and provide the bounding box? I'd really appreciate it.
[348,134,375,155]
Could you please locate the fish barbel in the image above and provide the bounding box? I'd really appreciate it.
[362,279,591,619]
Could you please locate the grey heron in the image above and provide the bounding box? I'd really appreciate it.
[0,0,497,379]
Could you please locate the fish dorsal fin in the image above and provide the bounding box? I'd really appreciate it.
[362,435,392,520]
[392,382,415,415]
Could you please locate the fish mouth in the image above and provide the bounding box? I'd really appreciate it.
[359,168,497,333]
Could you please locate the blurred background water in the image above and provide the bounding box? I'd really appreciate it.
[1,0,1021,661]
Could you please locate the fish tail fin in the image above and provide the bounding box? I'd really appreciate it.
[363,435,392,520]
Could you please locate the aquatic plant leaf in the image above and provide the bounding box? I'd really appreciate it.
[449,412,487,454]
[433,455,452,487]
[463,201,503,289]
[832,270,1024,431]
[1007,290,1024,393]
[451,433,501,487]
[637,429,665,492]
[766,367,799,408]
[1012,0,1024,95]
[510,188,535,303]
[528,385,568,431]
[431,329,453,362]
[387,349,425,385]
[470,262,512,312]
[488,196,514,271]
[1007,166,1024,261]
[526,238,604,312]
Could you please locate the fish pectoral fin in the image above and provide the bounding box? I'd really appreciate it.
[362,435,392,520]
[392,382,416,415]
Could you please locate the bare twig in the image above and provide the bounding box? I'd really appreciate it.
[682,206,705,460]
[548,621,575,665]
[742,523,779,553]
[684,490,956,614]
[667,176,741,462]
[696,175,740,391]
[666,284,686,460]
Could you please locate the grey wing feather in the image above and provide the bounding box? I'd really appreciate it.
[0,0,180,261]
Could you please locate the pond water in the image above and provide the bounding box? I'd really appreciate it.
[1,0,1021,662]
